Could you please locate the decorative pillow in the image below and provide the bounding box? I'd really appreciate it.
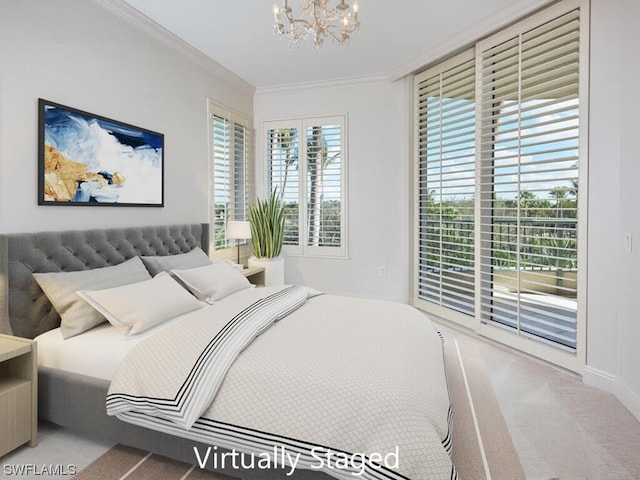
[77,272,204,336]
[33,256,151,339]
[171,261,253,304]
[140,247,211,276]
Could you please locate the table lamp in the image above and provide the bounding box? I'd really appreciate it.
[226,221,252,267]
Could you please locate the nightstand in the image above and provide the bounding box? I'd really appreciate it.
[242,265,265,287]
[0,334,37,456]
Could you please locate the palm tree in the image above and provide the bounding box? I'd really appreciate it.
[272,129,298,203]
[549,187,567,219]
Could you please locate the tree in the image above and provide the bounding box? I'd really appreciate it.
[272,129,298,203]
[549,187,568,218]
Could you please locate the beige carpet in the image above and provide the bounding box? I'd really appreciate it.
[74,335,523,480]
[445,336,525,480]
[73,444,235,480]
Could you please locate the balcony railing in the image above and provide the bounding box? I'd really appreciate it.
[418,217,578,349]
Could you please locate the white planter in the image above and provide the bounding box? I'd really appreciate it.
[248,255,285,287]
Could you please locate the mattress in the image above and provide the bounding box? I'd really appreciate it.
[35,315,185,380]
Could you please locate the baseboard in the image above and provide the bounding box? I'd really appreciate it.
[532,364,640,423]
[583,365,617,393]
[616,380,640,423]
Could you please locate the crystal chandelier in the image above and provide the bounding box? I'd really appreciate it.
[273,0,360,47]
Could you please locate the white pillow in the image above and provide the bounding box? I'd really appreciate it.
[77,272,204,336]
[33,257,152,339]
[171,261,253,304]
[140,248,211,276]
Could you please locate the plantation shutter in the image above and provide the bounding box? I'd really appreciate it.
[305,118,344,254]
[266,125,300,246]
[212,113,231,250]
[211,103,251,251]
[233,120,250,221]
[477,8,580,348]
[415,51,476,318]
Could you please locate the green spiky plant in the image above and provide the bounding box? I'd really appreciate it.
[249,188,285,258]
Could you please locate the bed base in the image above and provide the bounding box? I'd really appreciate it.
[39,365,334,479]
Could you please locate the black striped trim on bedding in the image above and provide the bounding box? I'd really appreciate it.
[109,293,458,480]
[115,330,459,480]
[106,286,308,425]
[122,411,417,480]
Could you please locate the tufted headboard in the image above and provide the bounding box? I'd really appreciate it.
[0,223,209,339]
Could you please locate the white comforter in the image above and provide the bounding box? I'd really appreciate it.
[107,286,457,480]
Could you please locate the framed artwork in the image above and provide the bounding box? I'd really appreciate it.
[38,99,164,206]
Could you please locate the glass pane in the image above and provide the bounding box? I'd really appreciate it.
[233,123,247,221]
[306,124,342,248]
[417,59,476,317]
[267,127,299,246]
[481,10,579,350]
[212,115,230,250]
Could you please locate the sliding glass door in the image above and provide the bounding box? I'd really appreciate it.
[414,0,587,371]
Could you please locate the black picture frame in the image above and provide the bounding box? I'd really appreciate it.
[38,99,164,207]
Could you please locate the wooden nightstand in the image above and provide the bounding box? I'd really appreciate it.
[0,334,37,456]
[242,265,265,287]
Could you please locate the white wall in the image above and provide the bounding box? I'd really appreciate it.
[583,0,622,388]
[0,0,253,234]
[254,79,411,302]
[585,0,640,420]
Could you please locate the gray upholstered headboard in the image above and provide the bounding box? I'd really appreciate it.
[0,223,209,339]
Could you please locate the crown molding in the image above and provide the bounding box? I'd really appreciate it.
[389,0,556,80]
[255,72,391,96]
[91,0,255,95]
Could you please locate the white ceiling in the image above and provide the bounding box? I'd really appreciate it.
[118,0,549,90]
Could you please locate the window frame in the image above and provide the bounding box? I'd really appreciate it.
[264,114,348,258]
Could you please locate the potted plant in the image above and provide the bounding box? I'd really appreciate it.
[248,189,285,286]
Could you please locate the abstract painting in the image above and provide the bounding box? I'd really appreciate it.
[38,99,164,206]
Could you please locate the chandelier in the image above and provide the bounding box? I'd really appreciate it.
[273,0,360,47]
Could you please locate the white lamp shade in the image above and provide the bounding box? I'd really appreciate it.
[226,221,252,240]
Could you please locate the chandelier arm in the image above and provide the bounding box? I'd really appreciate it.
[290,18,313,28]
[327,29,348,43]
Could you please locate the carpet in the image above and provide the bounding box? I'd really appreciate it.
[444,337,526,480]
[72,445,235,480]
[74,336,524,480]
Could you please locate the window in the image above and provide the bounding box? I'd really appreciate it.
[414,0,586,370]
[209,101,252,253]
[265,115,347,257]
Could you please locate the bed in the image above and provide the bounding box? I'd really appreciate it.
[0,224,456,480]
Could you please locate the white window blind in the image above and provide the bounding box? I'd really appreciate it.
[306,123,342,250]
[415,52,476,317]
[210,102,251,251]
[265,115,347,257]
[267,126,300,246]
[478,8,580,349]
[414,0,583,359]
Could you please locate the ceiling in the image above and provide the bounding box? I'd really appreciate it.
[119,0,548,90]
